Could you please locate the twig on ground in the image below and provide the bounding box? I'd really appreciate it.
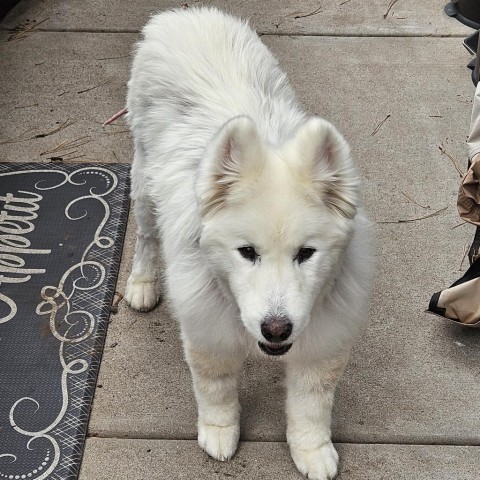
[438,144,465,178]
[77,75,114,94]
[57,91,70,97]
[401,191,430,210]
[294,6,322,19]
[340,0,352,5]
[383,0,400,19]
[377,206,448,224]
[370,114,391,136]
[452,221,467,229]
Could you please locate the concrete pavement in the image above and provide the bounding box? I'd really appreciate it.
[80,440,480,479]
[1,0,480,478]
[0,0,471,35]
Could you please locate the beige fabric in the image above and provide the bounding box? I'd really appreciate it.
[436,84,480,327]
[435,278,480,327]
[458,82,480,225]
[458,153,480,226]
[468,81,480,160]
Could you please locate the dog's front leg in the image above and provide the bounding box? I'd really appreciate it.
[184,342,244,461]
[286,356,349,480]
[125,149,161,312]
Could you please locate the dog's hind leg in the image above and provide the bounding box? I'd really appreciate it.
[184,341,245,462]
[125,143,162,312]
[285,355,349,480]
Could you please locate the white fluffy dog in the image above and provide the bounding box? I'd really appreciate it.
[125,7,373,480]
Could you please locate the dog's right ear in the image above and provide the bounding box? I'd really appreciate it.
[196,116,264,217]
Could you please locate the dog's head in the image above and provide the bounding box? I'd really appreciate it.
[196,116,359,356]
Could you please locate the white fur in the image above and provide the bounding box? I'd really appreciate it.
[125,7,374,480]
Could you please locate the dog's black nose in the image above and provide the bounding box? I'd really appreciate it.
[261,316,292,343]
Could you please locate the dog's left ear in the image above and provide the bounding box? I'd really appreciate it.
[196,116,264,217]
[287,117,359,219]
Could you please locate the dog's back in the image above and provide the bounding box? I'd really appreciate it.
[127,7,305,147]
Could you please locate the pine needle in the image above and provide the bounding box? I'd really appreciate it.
[15,103,39,109]
[384,0,400,19]
[0,128,36,145]
[8,17,49,41]
[294,6,322,19]
[77,75,114,94]
[438,144,465,178]
[401,191,430,210]
[101,130,130,136]
[460,243,469,271]
[40,136,91,156]
[371,115,391,136]
[377,206,448,224]
[34,118,76,138]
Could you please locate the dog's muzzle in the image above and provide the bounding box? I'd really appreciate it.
[258,341,292,356]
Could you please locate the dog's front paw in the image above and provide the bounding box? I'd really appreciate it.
[290,442,339,480]
[198,422,239,461]
[124,275,161,312]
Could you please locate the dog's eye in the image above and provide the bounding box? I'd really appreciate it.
[238,246,258,263]
[295,247,316,264]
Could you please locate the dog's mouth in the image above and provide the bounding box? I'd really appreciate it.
[258,342,292,356]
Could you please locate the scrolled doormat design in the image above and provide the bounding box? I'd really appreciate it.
[0,163,130,480]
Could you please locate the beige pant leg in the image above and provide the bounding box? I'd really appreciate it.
[468,82,480,160]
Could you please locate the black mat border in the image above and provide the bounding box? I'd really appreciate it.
[0,162,131,480]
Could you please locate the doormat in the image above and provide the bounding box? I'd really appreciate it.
[0,162,130,480]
